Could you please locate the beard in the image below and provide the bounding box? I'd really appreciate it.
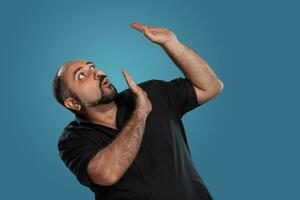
[79,75,118,108]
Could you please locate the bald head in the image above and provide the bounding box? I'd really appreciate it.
[56,59,88,78]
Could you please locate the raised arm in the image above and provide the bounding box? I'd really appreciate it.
[87,69,152,186]
[131,22,224,105]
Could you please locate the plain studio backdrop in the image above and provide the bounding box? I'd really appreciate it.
[0,0,299,199]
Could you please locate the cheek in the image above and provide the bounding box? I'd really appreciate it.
[78,83,101,100]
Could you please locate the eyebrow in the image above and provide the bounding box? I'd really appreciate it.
[73,62,94,81]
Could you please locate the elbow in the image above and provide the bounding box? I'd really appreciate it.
[217,80,224,93]
[87,162,118,186]
[89,169,118,186]
[211,79,224,96]
[105,173,120,185]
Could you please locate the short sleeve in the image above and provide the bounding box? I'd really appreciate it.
[155,77,200,118]
[58,129,105,188]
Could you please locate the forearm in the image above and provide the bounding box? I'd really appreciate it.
[162,39,223,91]
[89,111,147,184]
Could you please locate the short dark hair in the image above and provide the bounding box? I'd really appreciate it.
[52,67,80,115]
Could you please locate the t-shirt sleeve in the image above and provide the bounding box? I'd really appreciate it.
[58,129,105,188]
[154,77,200,118]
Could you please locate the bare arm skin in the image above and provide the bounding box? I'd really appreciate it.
[87,69,152,186]
[162,40,223,104]
[131,22,224,105]
[87,110,148,186]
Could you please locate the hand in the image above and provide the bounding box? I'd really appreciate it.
[121,69,152,116]
[130,22,178,46]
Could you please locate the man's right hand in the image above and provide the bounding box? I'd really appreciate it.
[87,69,151,186]
[122,69,152,117]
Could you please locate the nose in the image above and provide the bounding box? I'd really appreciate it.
[94,70,105,80]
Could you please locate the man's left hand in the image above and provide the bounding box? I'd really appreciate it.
[130,22,178,46]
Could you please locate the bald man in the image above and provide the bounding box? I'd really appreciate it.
[53,22,223,200]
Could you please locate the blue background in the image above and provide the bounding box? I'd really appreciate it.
[1,0,299,199]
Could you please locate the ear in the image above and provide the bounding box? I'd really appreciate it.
[64,97,82,112]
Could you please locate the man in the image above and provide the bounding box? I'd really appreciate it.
[53,22,223,200]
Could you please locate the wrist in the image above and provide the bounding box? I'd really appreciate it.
[161,38,180,50]
[132,110,148,121]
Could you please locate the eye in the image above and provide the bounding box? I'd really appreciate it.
[90,65,95,70]
[78,72,86,80]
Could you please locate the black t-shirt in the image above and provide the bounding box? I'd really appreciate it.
[58,77,214,200]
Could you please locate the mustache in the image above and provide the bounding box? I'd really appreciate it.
[99,74,107,86]
[99,74,107,88]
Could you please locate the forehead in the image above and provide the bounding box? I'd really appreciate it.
[58,60,91,83]
[59,60,90,76]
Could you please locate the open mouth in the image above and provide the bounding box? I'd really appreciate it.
[102,77,110,87]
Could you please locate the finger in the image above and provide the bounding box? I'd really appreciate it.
[144,31,157,41]
[130,22,145,33]
[131,22,153,35]
[122,69,136,85]
[131,23,153,40]
[122,69,133,86]
[135,22,164,31]
[122,69,139,93]
[144,25,163,30]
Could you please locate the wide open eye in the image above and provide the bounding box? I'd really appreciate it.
[78,72,86,80]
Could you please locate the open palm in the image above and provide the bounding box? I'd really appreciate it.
[131,22,178,46]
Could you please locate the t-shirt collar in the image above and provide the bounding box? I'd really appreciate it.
[75,114,89,124]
